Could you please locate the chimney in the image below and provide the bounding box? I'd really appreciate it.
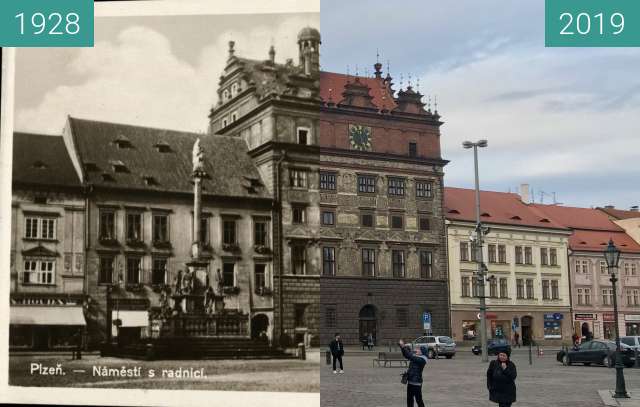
[519,184,530,203]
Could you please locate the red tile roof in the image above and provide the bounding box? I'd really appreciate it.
[444,187,568,230]
[597,206,640,220]
[320,71,397,110]
[570,230,640,254]
[530,204,623,232]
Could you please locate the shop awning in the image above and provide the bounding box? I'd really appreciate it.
[10,306,86,326]
[112,310,148,327]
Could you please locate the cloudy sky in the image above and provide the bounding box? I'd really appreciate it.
[321,0,640,209]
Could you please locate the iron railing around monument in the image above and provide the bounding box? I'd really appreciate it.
[160,312,249,338]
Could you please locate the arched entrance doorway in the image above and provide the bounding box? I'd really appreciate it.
[251,314,269,341]
[359,305,377,345]
[521,316,533,346]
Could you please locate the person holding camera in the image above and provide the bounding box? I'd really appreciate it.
[399,339,428,407]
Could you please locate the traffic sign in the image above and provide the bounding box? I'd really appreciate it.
[423,312,431,332]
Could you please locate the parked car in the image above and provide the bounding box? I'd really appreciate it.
[620,336,640,351]
[412,335,456,359]
[556,340,636,368]
[472,338,511,357]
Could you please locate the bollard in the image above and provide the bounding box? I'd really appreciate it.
[325,349,331,365]
[528,341,532,365]
[297,343,306,360]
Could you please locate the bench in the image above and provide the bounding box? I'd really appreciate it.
[373,352,408,368]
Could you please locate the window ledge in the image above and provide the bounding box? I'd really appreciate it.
[23,238,59,243]
[21,283,56,287]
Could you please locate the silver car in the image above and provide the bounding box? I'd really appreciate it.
[412,335,456,359]
[621,336,640,351]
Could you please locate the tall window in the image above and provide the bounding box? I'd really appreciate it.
[223,219,236,244]
[223,263,235,287]
[634,289,639,306]
[358,175,376,193]
[632,264,638,276]
[499,278,508,298]
[516,279,524,299]
[498,245,507,263]
[461,276,470,297]
[126,212,142,242]
[415,180,433,198]
[471,276,479,297]
[600,261,608,275]
[361,212,375,228]
[254,264,266,289]
[126,257,141,284]
[542,280,550,300]
[584,288,591,305]
[515,246,523,264]
[99,210,115,240]
[526,279,534,299]
[362,248,376,277]
[297,128,309,145]
[550,248,558,266]
[321,210,336,226]
[254,218,269,247]
[627,290,633,306]
[292,206,306,224]
[551,280,559,300]
[540,248,548,266]
[152,214,169,242]
[323,247,336,276]
[420,251,433,279]
[625,263,630,276]
[602,289,614,306]
[418,217,430,231]
[99,256,114,285]
[292,245,306,275]
[460,242,469,261]
[319,172,336,190]
[489,278,498,298]
[388,178,406,196]
[390,214,404,230]
[152,258,167,285]
[488,244,497,263]
[289,169,307,188]
[408,142,417,158]
[524,247,533,265]
[392,250,406,278]
[23,259,55,285]
[577,288,584,305]
[25,217,56,240]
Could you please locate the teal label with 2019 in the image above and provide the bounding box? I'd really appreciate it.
[0,0,93,47]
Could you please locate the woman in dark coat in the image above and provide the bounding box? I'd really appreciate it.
[487,351,517,407]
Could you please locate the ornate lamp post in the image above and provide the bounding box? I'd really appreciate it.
[463,139,489,362]
[604,239,629,399]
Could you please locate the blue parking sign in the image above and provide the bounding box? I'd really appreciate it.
[423,313,431,323]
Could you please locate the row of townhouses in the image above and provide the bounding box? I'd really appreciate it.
[9,26,640,351]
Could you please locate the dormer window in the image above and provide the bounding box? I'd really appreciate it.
[231,112,238,123]
[113,134,132,149]
[110,160,128,173]
[32,160,48,170]
[143,175,157,186]
[481,212,491,218]
[510,215,522,220]
[154,142,171,153]
[223,89,230,101]
[448,209,460,214]
[297,127,310,145]
[540,218,550,223]
[222,117,228,128]
[231,82,239,95]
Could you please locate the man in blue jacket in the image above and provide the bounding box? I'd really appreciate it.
[399,339,428,407]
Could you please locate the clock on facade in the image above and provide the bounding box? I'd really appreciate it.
[349,124,372,151]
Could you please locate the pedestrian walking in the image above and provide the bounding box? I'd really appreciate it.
[329,333,344,374]
[487,351,517,407]
[399,339,428,407]
[367,332,374,351]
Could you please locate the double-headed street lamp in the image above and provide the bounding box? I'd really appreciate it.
[603,239,629,399]
[463,139,489,362]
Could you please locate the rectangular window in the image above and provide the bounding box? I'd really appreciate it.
[540,248,548,266]
[577,288,584,305]
[516,279,524,299]
[358,175,376,194]
[392,250,406,278]
[550,248,558,266]
[524,247,533,265]
[390,215,404,230]
[415,180,433,198]
[25,217,38,238]
[388,177,406,196]
[321,210,335,226]
[600,261,608,275]
[152,214,169,242]
[582,260,589,274]
[297,128,308,145]
[632,264,638,276]
[625,263,630,276]
[498,245,507,263]
[40,218,55,240]
[526,279,534,299]
[634,289,639,306]
[488,244,497,263]
[461,276,470,297]
[361,213,375,228]
[362,248,376,277]
[420,251,433,279]
[254,219,269,247]
[126,212,142,242]
[489,278,498,298]
[627,290,633,306]
[99,256,114,285]
[551,280,559,300]
[223,219,236,244]
[472,276,479,297]
[396,307,409,328]
[23,259,55,285]
[99,210,115,240]
[418,217,430,231]
[292,245,306,275]
[325,307,337,328]
[542,280,550,300]
[289,169,307,188]
[223,263,235,287]
[470,242,478,262]
[515,246,523,264]
[460,242,469,262]
[25,217,57,240]
[602,289,609,305]
[254,264,266,289]
[408,142,417,158]
[152,258,167,285]
[292,206,306,224]
[319,172,336,190]
[499,278,508,298]
[323,247,336,276]
[126,257,141,284]
[584,288,591,305]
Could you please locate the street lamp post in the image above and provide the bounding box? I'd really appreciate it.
[463,139,489,362]
[604,239,629,399]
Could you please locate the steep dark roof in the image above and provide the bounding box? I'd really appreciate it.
[68,117,270,199]
[13,132,81,187]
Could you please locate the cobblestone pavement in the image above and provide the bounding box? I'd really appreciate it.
[320,349,640,407]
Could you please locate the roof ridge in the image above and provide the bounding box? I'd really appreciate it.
[68,116,204,137]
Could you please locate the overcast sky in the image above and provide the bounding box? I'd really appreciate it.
[321,0,640,209]
[13,2,639,209]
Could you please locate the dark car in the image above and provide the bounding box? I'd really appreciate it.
[472,338,511,356]
[556,340,636,368]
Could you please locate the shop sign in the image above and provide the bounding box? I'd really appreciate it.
[624,314,640,322]
[544,313,563,320]
[477,312,498,320]
[574,313,596,321]
[603,313,616,322]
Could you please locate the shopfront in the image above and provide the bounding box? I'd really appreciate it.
[625,314,640,336]
[602,312,616,340]
[9,305,86,350]
[573,313,597,340]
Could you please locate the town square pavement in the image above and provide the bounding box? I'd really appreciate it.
[320,348,640,407]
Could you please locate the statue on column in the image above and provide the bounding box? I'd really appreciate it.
[217,268,224,296]
[192,138,205,172]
